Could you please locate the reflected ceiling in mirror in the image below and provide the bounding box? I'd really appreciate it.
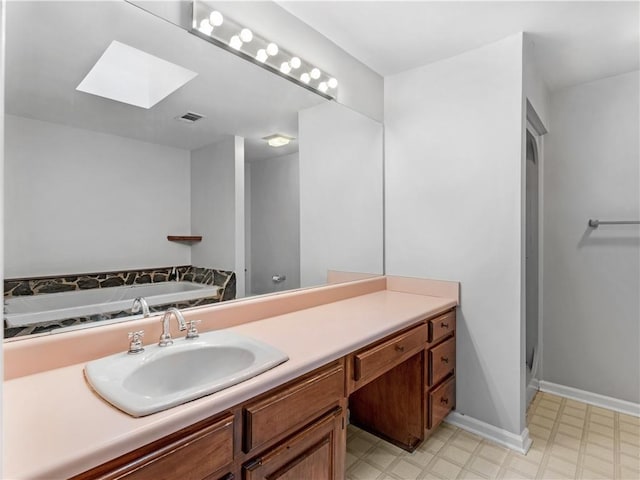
[6,0,325,151]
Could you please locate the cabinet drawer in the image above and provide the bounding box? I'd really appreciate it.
[428,337,456,387]
[428,310,455,344]
[74,413,234,480]
[351,324,426,390]
[243,363,344,453]
[428,377,455,429]
[243,408,342,480]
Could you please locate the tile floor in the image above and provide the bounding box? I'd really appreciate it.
[346,392,640,479]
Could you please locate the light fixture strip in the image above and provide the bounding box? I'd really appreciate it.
[191,0,338,100]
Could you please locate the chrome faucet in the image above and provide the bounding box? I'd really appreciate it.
[158,307,187,347]
[131,297,150,318]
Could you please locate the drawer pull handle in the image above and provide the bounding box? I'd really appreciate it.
[441,356,449,364]
[395,344,405,353]
[440,397,449,405]
[441,322,449,328]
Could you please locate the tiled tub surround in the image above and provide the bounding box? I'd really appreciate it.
[4,266,236,338]
[3,275,459,479]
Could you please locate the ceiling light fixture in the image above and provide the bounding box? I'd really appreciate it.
[191,0,337,100]
[263,134,294,147]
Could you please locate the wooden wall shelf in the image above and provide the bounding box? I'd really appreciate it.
[167,236,202,243]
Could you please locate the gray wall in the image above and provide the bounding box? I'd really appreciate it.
[248,153,300,295]
[190,137,237,271]
[385,34,526,435]
[299,102,384,287]
[4,115,191,277]
[542,70,640,403]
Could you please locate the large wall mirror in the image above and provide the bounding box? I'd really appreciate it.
[3,1,384,340]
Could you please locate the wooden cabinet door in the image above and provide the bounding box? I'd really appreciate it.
[243,408,344,480]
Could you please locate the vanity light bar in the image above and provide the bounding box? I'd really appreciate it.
[191,0,338,100]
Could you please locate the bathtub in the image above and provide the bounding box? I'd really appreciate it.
[4,281,221,328]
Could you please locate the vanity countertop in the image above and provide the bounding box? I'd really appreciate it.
[3,276,458,479]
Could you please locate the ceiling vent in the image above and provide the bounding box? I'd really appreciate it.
[176,112,205,123]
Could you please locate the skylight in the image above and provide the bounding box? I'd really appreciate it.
[76,41,198,109]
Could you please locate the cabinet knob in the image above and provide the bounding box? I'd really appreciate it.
[440,396,449,405]
[395,344,405,353]
[441,356,449,364]
[441,322,449,328]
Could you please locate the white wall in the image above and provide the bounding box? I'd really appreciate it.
[248,152,300,295]
[4,115,191,278]
[299,102,384,287]
[542,71,640,403]
[190,137,236,271]
[385,34,526,435]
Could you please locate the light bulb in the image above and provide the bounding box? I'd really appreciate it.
[198,19,213,36]
[280,62,291,74]
[300,73,310,84]
[209,11,224,27]
[266,136,291,147]
[318,82,328,93]
[310,68,321,79]
[328,78,338,89]
[240,28,253,43]
[266,43,279,56]
[256,49,268,63]
[229,35,242,50]
[290,57,301,69]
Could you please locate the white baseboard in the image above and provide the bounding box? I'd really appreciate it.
[538,381,640,417]
[444,411,532,454]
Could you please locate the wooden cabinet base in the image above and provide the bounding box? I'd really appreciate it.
[349,352,424,452]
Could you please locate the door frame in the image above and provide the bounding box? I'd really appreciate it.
[525,115,545,409]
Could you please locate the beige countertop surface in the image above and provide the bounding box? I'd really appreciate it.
[3,287,457,479]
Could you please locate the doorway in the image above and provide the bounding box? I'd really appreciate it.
[525,127,540,407]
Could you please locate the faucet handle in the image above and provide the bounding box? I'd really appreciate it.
[127,330,145,355]
[185,320,202,340]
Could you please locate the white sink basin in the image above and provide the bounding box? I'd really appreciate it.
[84,330,288,417]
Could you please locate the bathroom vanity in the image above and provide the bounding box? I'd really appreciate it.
[3,276,458,479]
